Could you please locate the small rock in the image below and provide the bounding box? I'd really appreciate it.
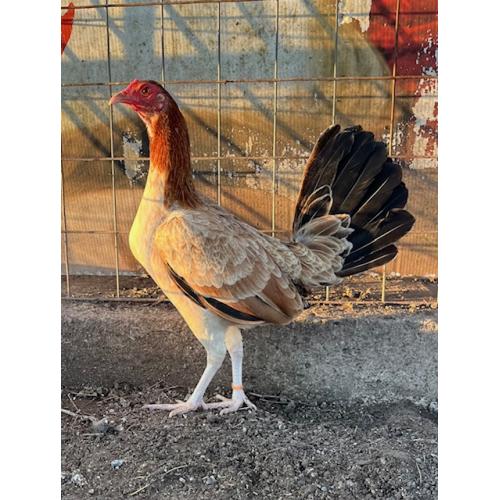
[421,319,438,333]
[305,467,316,477]
[71,472,86,487]
[204,475,216,486]
[88,489,95,495]
[92,418,110,434]
[111,459,124,470]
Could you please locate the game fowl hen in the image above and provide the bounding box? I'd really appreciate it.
[110,80,415,416]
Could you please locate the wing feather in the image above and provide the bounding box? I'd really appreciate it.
[154,206,303,325]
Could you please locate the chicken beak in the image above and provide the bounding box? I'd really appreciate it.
[109,80,142,106]
[109,91,127,106]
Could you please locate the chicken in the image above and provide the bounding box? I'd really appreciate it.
[109,80,415,416]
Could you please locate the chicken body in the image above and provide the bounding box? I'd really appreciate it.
[127,165,331,414]
[110,80,414,416]
[128,167,263,414]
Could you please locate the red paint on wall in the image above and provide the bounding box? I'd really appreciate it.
[366,0,438,76]
[366,0,438,162]
[61,3,75,55]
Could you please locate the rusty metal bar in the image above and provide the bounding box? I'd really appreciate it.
[105,0,121,298]
[331,0,340,125]
[61,228,436,236]
[64,0,268,10]
[382,0,402,303]
[389,0,401,159]
[63,2,437,12]
[62,295,437,308]
[62,74,436,88]
[271,0,279,237]
[217,1,222,205]
[61,165,71,297]
[326,0,341,302]
[381,268,387,302]
[62,228,291,235]
[61,153,437,162]
[63,230,130,235]
[160,1,166,82]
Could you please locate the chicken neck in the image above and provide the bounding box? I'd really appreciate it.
[144,103,200,209]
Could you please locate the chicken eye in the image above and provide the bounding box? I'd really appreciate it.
[140,86,150,96]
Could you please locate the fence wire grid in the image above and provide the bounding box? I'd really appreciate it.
[61,0,438,304]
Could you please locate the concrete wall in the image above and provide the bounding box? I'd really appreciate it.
[61,0,437,278]
[62,301,438,405]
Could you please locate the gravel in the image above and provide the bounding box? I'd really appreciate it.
[62,383,437,499]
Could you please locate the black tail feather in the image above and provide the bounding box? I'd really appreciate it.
[331,134,376,206]
[336,142,387,214]
[337,245,398,277]
[308,129,356,195]
[356,183,409,228]
[294,125,415,277]
[346,209,415,261]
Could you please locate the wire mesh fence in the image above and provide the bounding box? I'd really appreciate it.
[61,0,438,303]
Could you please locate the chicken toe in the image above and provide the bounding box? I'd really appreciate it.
[204,392,257,415]
[142,398,207,417]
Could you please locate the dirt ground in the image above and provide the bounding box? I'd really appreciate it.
[62,384,437,499]
[62,292,437,499]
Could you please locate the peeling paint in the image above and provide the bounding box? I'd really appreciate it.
[411,78,438,169]
[410,30,438,169]
[416,29,438,77]
[384,123,404,159]
[340,0,373,33]
[245,135,254,155]
[122,133,148,184]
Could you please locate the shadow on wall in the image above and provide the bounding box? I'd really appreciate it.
[61,0,437,276]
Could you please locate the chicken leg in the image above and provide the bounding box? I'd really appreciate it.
[204,326,257,414]
[143,325,255,416]
[143,327,227,417]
